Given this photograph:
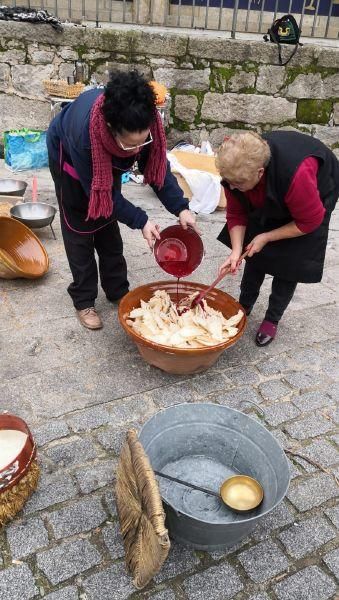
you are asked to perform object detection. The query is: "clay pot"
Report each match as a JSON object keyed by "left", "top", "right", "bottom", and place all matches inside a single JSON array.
[
  {"left": 118, "top": 280, "right": 247, "bottom": 375},
  {"left": 0, "top": 415, "right": 36, "bottom": 492},
  {"left": 0, "top": 414, "right": 40, "bottom": 526},
  {"left": 0, "top": 216, "right": 49, "bottom": 279}
]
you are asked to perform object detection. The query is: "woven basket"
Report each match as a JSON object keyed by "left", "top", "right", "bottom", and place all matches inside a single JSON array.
[{"left": 43, "top": 80, "right": 85, "bottom": 99}]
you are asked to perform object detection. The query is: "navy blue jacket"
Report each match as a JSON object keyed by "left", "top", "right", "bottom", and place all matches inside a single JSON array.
[{"left": 47, "top": 89, "right": 189, "bottom": 229}]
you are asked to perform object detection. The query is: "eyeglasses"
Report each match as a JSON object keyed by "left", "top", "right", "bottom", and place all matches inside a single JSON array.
[
  {"left": 116, "top": 131, "right": 153, "bottom": 152},
  {"left": 224, "top": 169, "right": 262, "bottom": 189}
]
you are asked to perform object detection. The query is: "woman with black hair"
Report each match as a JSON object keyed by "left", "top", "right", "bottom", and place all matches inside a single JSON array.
[{"left": 47, "top": 71, "right": 197, "bottom": 330}]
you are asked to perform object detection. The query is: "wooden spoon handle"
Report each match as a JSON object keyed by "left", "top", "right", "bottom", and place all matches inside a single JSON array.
[
  {"left": 193, "top": 249, "right": 250, "bottom": 307},
  {"left": 197, "top": 269, "right": 230, "bottom": 300}
]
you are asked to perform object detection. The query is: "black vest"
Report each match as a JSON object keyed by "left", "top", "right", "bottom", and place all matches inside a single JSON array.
[
  {"left": 263, "top": 131, "right": 338, "bottom": 224},
  {"left": 218, "top": 131, "right": 339, "bottom": 283}
]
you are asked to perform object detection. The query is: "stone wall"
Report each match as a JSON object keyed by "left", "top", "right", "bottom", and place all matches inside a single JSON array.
[{"left": 0, "top": 21, "right": 338, "bottom": 151}]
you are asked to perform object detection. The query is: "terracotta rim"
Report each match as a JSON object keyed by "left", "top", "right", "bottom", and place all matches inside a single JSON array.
[
  {"left": 118, "top": 280, "right": 247, "bottom": 355},
  {"left": 0, "top": 414, "right": 37, "bottom": 493}
]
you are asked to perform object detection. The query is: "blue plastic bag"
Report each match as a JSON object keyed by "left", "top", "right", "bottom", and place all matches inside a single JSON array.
[
  {"left": 4, "top": 129, "right": 48, "bottom": 172},
  {"left": 121, "top": 172, "right": 130, "bottom": 184}
]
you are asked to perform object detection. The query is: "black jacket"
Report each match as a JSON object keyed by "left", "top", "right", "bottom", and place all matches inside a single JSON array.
[
  {"left": 47, "top": 89, "right": 189, "bottom": 231},
  {"left": 218, "top": 131, "right": 339, "bottom": 283}
]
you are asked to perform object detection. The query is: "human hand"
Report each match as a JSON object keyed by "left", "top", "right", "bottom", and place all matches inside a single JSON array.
[
  {"left": 218, "top": 250, "right": 242, "bottom": 275},
  {"left": 178, "top": 209, "right": 201, "bottom": 235},
  {"left": 142, "top": 220, "right": 161, "bottom": 250},
  {"left": 246, "top": 233, "right": 269, "bottom": 257}
]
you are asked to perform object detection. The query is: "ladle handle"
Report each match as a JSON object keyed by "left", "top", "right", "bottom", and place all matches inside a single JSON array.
[
  {"left": 193, "top": 248, "right": 250, "bottom": 307},
  {"left": 154, "top": 470, "right": 220, "bottom": 498},
  {"left": 200, "top": 269, "right": 230, "bottom": 299}
]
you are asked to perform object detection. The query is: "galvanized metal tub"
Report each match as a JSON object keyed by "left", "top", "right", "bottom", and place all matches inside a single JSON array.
[{"left": 139, "top": 403, "right": 290, "bottom": 550}]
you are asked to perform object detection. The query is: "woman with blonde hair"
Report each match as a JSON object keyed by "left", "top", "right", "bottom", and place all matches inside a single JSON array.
[{"left": 216, "top": 130, "right": 338, "bottom": 346}]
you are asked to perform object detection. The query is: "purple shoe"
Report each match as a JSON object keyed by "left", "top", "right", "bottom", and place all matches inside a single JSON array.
[{"left": 255, "top": 320, "right": 278, "bottom": 347}]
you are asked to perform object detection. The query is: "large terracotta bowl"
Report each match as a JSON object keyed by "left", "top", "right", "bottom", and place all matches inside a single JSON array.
[
  {"left": 118, "top": 280, "right": 247, "bottom": 375},
  {"left": 0, "top": 216, "right": 49, "bottom": 279}
]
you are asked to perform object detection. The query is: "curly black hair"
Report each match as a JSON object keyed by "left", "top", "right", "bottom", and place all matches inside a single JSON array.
[{"left": 103, "top": 70, "right": 156, "bottom": 134}]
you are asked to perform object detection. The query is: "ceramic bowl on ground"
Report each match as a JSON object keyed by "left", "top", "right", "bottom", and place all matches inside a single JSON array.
[
  {"left": 0, "top": 216, "right": 49, "bottom": 279},
  {"left": 0, "top": 414, "right": 40, "bottom": 526},
  {"left": 118, "top": 280, "right": 246, "bottom": 375}
]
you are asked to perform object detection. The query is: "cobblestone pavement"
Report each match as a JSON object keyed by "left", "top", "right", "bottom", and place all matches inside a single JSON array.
[{"left": 0, "top": 164, "right": 338, "bottom": 600}]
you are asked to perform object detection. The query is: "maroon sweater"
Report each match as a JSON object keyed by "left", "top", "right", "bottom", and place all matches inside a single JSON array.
[{"left": 226, "top": 157, "right": 325, "bottom": 234}]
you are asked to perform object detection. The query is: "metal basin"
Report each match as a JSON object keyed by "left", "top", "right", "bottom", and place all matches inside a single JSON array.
[
  {"left": 0, "top": 179, "right": 27, "bottom": 197},
  {"left": 139, "top": 403, "right": 290, "bottom": 550},
  {"left": 10, "top": 202, "right": 56, "bottom": 229}
]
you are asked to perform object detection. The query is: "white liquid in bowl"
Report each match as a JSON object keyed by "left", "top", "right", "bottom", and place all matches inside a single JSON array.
[{"left": 0, "top": 430, "right": 28, "bottom": 470}]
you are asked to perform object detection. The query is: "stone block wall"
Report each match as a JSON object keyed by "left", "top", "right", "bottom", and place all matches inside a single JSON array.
[{"left": 0, "top": 21, "right": 338, "bottom": 152}]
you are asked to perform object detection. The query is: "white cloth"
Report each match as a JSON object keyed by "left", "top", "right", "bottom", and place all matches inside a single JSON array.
[{"left": 168, "top": 152, "right": 221, "bottom": 214}]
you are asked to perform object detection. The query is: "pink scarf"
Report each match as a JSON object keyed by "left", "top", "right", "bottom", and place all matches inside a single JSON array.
[{"left": 88, "top": 93, "right": 167, "bottom": 221}]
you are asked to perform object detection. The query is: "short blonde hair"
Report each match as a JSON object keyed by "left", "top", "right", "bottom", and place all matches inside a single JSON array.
[{"left": 216, "top": 132, "right": 271, "bottom": 181}]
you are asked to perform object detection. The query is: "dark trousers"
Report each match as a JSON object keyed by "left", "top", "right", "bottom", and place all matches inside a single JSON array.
[
  {"left": 50, "top": 158, "right": 129, "bottom": 310},
  {"left": 239, "top": 261, "right": 297, "bottom": 323},
  {"left": 60, "top": 217, "right": 129, "bottom": 310}
]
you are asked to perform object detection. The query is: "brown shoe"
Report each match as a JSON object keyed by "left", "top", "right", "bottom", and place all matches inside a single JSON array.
[{"left": 76, "top": 307, "right": 103, "bottom": 330}]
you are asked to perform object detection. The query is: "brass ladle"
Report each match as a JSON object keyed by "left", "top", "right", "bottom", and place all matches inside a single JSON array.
[{"left": 154, "top": 470, "right": 263, "bottom": 513}]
